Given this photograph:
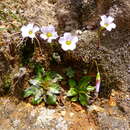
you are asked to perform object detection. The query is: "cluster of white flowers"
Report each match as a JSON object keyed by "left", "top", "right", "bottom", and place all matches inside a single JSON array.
[
  {"left": 21, "top": 23, "right": 78, "bottom": 51},
  {"left": 20, "top": 15, "right": 116, "bottom": 51}
]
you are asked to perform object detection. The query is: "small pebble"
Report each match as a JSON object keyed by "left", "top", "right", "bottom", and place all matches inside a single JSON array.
[
  {"left": 61, "top": 111, "right": 66, "bottom": 116},
  {"left": 69, "top": 112, "right": 74, "bottom": 117}
]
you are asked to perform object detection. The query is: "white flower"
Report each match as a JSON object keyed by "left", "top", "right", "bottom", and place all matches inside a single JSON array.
[
  {"left": 100, "top": 15, "right": 116, "bottom": 31},
  {"left": 59, "top": 33, "right": 78, "bottom": 51},
  {"left": 21, "top": 23, "right": 39, "bottom": 38},
  {"left": 40, "top": 25, "right": 58, "bottom": 43}
]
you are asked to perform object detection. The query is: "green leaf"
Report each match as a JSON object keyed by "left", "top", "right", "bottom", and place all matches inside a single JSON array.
[
  {"left": 32, "top": 97, "right": 43, "bottom": 105},
  {"left": 35, "top": 88, "right": 44, "bottom": 100},
  {"left": 68, "top": 79, "right": 76, "bottom": 87},
  {"left": 23, "top": 87, "right": 37, "bottom": 98},
  {"left": 52, "top": 73, "right": 63, "bottom": 82},
  {"left": 71, "top": 96, "right": 78, "bottom": 102},
  {"left": 86, "top": 85, "right": 95, "bottom": 91},
  {"left": 34, "top": 63, "right": 45, "bottom": 77},
  {"left": 29, "top": 78, "right": 42, "bottom": 87},
  {"left": 79, "top": 93, "right": 88, "bottom": 106},
  {"left": 67, "top": 88, "right": 78, "bottom": 97},
  {"left": 46, "top": 94, "right": 57, "bottom": 105},
  {"left": 78, "top": 76, "right": 91, "bottom": 88},
  {"left": 66, "top": 67, "right": 75, "bottom": 78},
  {"left": 44, "top": 75, "right": 52, "bottom": 81},
  {"left": 49, "top": 83, "right": 60, "bottom": 94},
  {"left": 80, "top": 85, "right": 95, "bottom": 92},
  {"left": 45, "top": 72, "right": 63, "bottom": 82},
  {"left": 31, "top": 88, "right": 44, "bottom": 105}
]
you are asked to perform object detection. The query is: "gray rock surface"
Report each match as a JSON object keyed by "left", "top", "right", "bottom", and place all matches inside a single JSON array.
[{"left": 98, "top": 111, "right": 129, "bottom": 130}]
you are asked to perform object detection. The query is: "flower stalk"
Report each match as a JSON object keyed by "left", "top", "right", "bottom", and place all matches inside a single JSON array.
[
  {"left": 97, "top": 15, "right": 116, "bottom": 48},
  {"left": 95, "top": 72, "right": 101, "bottom": 93}
]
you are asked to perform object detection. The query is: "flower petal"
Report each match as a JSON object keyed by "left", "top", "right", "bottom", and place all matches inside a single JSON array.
[
  {"left": 100, "top": 21, "right": 105, "bottom": 27},
  {"left": 95, "top": 81, "right": 100, "bottom": 93},
  {"left": 61, "top": 44, "right": 69, "bottom": 51},
  {"left": 52, "top": 32, "right": 58, "bottom": 39},
  {"left": 101, "top": 15, "right": 107, "bottom": 22},
  {"left": 33, "top": 26, "right": 39, "bottom": 33},
  {"left": 47, "top": 38, "right": 53, "bottom": 43},
  {"left": 64, "top": 33, "right": 72, "bottom": 40},
  {"left": 27, "top": 23, "right": 34, "bottom": 29},
  {"left": 95, "top": 72, "right": 101, "bottom": 93},
  {"left": 21, "top": 26, "right": 29, "bottom": 38},
  {"left": 40, "top": 34, "right": 47, "bottom": 40},
  {"left": 69, "top": 43, "right": 76, "bottom": 50},
  {"left": 110, "top": 23, "right": 116, "bottom": 29},
  {"left": 107, "top": 16, "right": 114, "bottom": 23},
  {"left": 59, "top": 37, "right": 66, "bottom": 45},
  {"left": 72, "top": 36, "right": 78, "bottom": 44},
  {"left": 21, "top": 32, "right": 28, "bottom": 38},
  {"left": 21, "top": 25, "right": 27, "bottom": 32},
  {"left": 106, "top": 25, "right": 112, "bottom": 31},
  {"left": 47, "top": 25, "right": 55, "bottom": 32},
  {"left": 29, "top": 33, "right": 35, "bottom": 39},
  {"left": 61, "top": 42, "right": 76, "bottom": 51},
  {"left": 41, "top": 26, "right": 49, "bottom": 33}
]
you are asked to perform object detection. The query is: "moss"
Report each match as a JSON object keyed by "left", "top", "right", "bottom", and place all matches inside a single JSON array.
[{"left": 1, "top": 74, "right": 12, "bottom": 95}]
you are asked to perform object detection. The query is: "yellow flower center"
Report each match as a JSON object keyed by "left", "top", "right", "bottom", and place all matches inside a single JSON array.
[
  {"left": 28, "top": 30, "right": 33, "bottom": 35},
  {"left": 47, "top": 32, "right": 52, "bottom": 37},
  {"left": 104, "top": 23, "right": 109, "bottom": 27},
  {"left": 66, "top": 40, "right": 72, "bottom": 45}
]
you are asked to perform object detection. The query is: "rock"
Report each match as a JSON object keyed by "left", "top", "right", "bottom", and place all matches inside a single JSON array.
[
  {"left": 48, "top": 0, "right": 57, "bottom": 4},
  {"left": 23, "top": 0, "right": 57, "bottom": 26},
  {"left": 98, "top": 111, "right": 129, "bottom": 130},
  {"left": 117, "top": 92, "right": 130, "bottom": 122},
  {"left": 56, "top": 0, "right": 83, "bottom": 31},
  {"left": 0, "top": 97, "right": 97, "bottom": 130}
]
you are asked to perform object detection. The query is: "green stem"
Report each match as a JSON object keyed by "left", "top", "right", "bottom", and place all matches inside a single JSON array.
[
  {"left": 94, "top": 60, "right": 99, "bottom": 73},
  {"left": 35, "top": 37, "right": 43, "bottom": 56},
  {"left": 67, "top": 50, "right": 71, "bottom": 58},
  {"left": 97, "top": 27, "right": 104, "bottom": 48}
]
